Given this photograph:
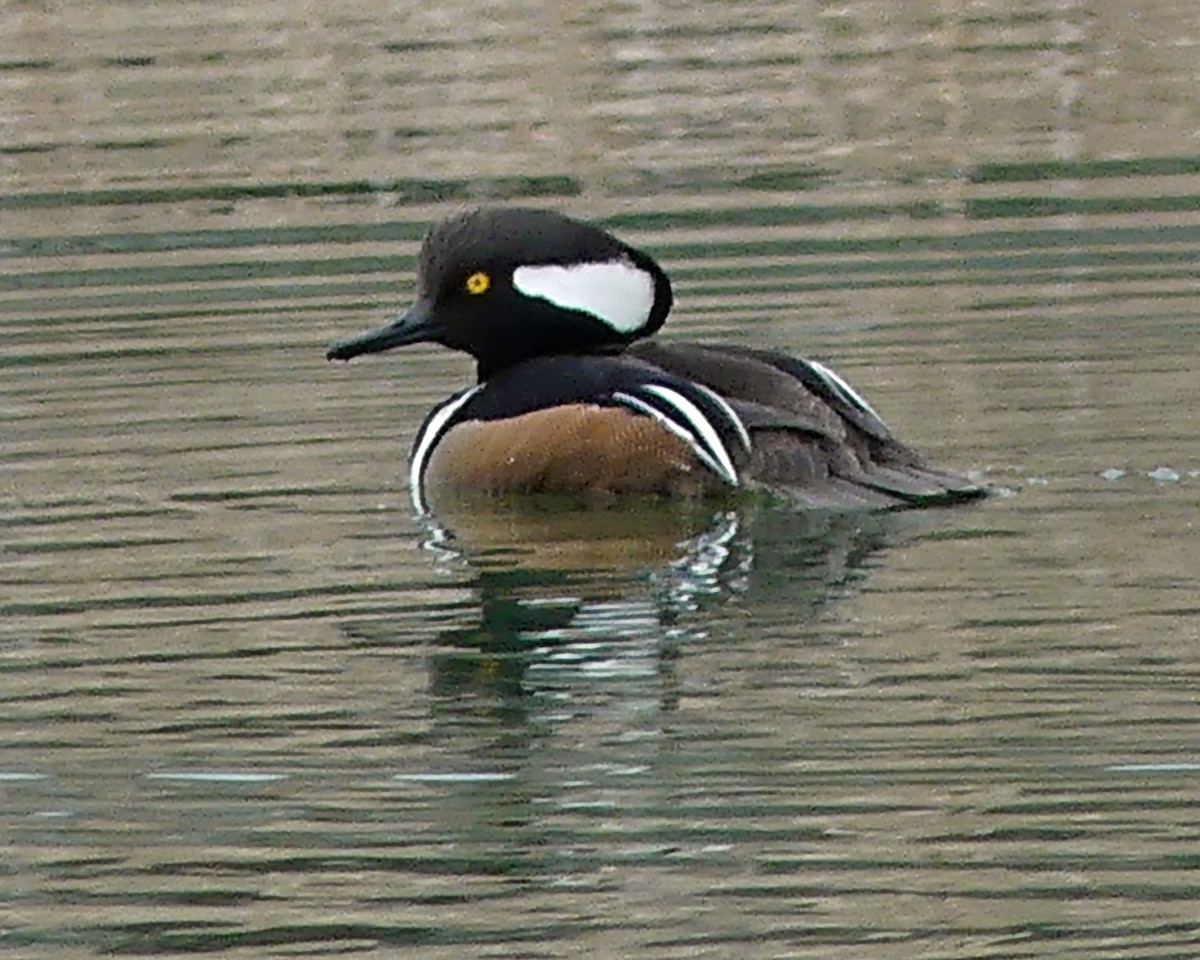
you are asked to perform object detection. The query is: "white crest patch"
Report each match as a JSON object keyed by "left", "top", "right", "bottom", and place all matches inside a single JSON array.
[{"left": 513, "top": 260, "right": 655, "bottom": 334}]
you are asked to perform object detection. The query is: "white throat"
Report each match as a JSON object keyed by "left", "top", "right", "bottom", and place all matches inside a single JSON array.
[{"left": 512, "top": 260, "right": 655, "bottom": 334}]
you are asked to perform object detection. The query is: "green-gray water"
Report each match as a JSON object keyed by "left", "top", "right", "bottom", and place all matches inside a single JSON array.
[{"left": 4, "top": 2, "right": 1200, "bottom": 957}]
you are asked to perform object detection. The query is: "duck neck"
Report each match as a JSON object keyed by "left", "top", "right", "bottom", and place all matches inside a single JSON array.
[{"left": 474, "top": 343, "right": 626, "bottom": 383}]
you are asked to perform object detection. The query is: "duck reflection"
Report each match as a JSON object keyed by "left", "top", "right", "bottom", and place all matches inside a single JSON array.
[
  {"left": 325, "top": 498, "right": 917, "bottom": 874},
  {"left": 411, "top": 497, "right": 898, "bottom": 720}
]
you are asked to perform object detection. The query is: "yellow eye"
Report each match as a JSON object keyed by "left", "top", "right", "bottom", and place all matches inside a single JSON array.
[{"left": 464, "top": 271, "right": 491, "bottom": 295}]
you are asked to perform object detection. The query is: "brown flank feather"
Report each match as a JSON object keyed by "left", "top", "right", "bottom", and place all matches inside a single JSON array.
[{"left": 424, "top": 404, "right": 724, "bottom": 498}]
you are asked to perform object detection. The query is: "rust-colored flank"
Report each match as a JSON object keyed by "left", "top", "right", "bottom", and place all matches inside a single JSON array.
[{"left": 424, "top": 403, "right": 722, "bottom": 498}]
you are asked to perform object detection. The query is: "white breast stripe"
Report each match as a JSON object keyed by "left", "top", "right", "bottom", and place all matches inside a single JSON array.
[
  {"left": 638, "top": 385, "right": 740, "bottom": 484},
  {"left": 807, "top": 359, "right": 887, "bottom": 427},
  {"left": 513, "top": 260, "right": 655, "bottom": 334},
  {"left": 614, "top": 387, "right": 739, "bottom": 487},
  {"left": 409, "top": 385, "right": 483, "bottom": 513},
  {"left": 614, "top": 391, "right": 728, "bottom": 482}
]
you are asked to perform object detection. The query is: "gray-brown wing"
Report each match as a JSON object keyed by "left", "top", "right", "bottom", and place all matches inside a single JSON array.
[{"left": 625, "top": 340, "right": 987, "bottom": 507}]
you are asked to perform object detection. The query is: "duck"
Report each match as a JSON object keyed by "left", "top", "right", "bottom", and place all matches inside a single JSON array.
[{"left": 326, "top": 207, "right": 987, "bottom": 512}]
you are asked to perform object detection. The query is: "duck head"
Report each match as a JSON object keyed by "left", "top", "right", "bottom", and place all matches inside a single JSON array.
[{"left": 326, "top": 207, "right": 673, "bottom": 380}]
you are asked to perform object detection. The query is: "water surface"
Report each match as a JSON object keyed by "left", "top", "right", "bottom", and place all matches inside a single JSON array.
[{"left": 4, "top": 1, "right": 1200, "bottom": 957}]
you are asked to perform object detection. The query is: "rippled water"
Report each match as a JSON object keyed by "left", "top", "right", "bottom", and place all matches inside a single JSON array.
[{"left": 4, "top": 1, "right": 1200, "bottom": 957}]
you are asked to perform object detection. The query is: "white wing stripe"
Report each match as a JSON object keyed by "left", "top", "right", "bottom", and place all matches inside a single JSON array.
[
  {"left": 806, "top": 359, "right": 887, "bottom": 426},
  {"left": 409, "top": 385, "right": 483, "bottom": 513}
]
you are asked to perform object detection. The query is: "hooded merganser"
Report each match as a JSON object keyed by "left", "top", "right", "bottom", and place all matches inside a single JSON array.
[{"left": 327, "top": 207, "right": 987, "bottom": 511}]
